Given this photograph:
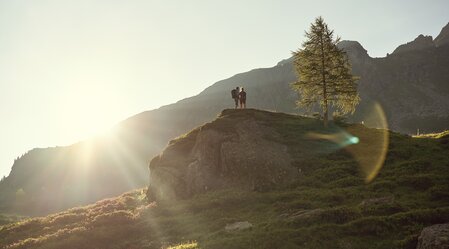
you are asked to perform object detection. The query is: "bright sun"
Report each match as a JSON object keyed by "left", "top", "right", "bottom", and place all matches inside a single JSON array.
[{"left": 60, "top": 87, "right": 120, "bottom": 142}]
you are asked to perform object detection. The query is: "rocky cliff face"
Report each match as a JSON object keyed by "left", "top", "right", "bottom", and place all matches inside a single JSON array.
[
  {"left": 434, "top": 22, "right": 449, "bottom": 47},
  {"left": 148, "top": 109, "right": 297, "bottom": 200},
  {"left": 417, "top": 223, "right": 449, "bottom": 249}
]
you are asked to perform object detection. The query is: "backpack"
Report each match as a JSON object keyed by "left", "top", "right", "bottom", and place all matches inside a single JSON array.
[{"left": 231, "top": 89, "right": 237, "bottom": 98}]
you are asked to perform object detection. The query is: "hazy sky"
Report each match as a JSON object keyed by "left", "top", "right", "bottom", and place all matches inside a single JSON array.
[{"left": 0, "top": 0, "right": 448, "bottom": 177}]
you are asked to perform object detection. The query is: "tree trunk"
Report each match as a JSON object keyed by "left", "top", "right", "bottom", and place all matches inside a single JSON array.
[
  {"left": 323, "top": 100, "right": 328, "bottom": 127},
  {"left": 320, "top": 32, "right": 328, "bottom": 127}
]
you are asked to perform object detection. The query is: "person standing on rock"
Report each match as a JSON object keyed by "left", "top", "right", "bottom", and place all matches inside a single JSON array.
[
  {"left": 231, "top": 87, "right": 240, "bottom": 109},
  {"left": 239, "top": 87, "right": 246, "bottom": 109}
]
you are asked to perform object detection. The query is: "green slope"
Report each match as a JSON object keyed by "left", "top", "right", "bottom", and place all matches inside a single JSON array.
[{"left": 1, "top": 110, "right": 448, "bottom": 249}]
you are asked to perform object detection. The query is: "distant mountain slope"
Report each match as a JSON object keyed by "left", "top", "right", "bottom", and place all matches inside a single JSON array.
[
  {"left": 1, "top": 23, "right": 449, "bottom": 216},
  {"left": 1, "top": 109, "right": 448, "bottom": 249}
]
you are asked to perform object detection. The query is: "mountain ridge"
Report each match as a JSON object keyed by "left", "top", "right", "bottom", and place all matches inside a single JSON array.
[
  {"left": 392, "top": 22, "right": 449, "bottom": 55},
  {"left": 1, "top": 22, "right": 449, "bottom": 215}
]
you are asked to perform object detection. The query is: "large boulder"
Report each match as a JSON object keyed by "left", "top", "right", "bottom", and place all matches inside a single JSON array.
[
  {"left": 147, "top": 109, "right": 298, "bottom": 200},
  {"left": 417, "top": 223, "right": 449, "bottom": 249}
]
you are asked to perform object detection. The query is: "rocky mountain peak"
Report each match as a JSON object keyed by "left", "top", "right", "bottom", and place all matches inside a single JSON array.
[
  {"left": 434, "top": 22, "right": 449, "bottom": 47},
  {"left": 338, "top": 40, "right": 368, "bottom": 55},
  {"left": 393, "top": 34, "right": 435, "bottom": 54},
  {"left": 276, "top": 57, "right": 294, "bottom": 66},
  {"left": 277, "top": 41, "right": 370, "bottom": 67},
  {"left": 337, "top": 40, "right": 370, "bottom": 64}
]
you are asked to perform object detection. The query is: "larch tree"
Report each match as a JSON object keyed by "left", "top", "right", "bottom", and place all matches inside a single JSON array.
[{"left": 292, "top": 16, "right": 360, "bottom": 127}]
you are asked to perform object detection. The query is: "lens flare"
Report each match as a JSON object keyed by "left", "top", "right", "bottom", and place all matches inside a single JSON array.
[
  {"left": 349, "top": 136, "right": 359, "bottom": 144},
  {"left": 305, "top": 102, "right": 389, "bottom": 183},
  {"left": 306, "top": 130, "right": 358, "bottom": 148},
  {"left": 347, "top": 102, "right": 389, "bottom": 183}
]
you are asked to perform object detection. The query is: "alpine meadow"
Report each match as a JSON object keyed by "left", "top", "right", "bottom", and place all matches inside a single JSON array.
[{"left": 1, "top": 2, "right": 449, "bottom": 249}]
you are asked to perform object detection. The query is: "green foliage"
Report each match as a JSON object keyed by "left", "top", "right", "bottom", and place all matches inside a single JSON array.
[{"left": 292, "top": 16, "right": 360, "bottom": 125}]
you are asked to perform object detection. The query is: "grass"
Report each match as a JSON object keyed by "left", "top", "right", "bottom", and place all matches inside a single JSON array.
[
  {"left": 0, "top": 213, "right": 25, "bottom": 226},
  {"left": 413, "top": 130, "right": 449, "bottom": 139},
  {"left": 1, "top": 109, "right": 448, "bottom": 249},
  {"left": 166, "top": 241, "right": 199, "bottom": 249}
]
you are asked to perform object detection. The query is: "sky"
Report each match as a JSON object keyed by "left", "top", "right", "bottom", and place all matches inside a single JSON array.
[{"left": 0, "top": 0, "right": 448, "bottom": 177}]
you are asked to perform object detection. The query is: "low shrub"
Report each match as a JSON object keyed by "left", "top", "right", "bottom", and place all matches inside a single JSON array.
[
  {"left": 361, "top": 202, "right": 406, "bottom": 216},
  {"left": 345, "top": 216, "right": 394, "bottom": 236},
  {"left": 391, "top": 207, "right": 449, "bottom": 226},
  {"left": 90, "top": 210, "right": 136, "bottom": 227},
  {"left": 47, "top": 213, "right": 86, "bottom": 226},
  {"left": 328, "top": 176, "right": 364, "bottom": 188},
  {"left": 397, "top": 175, "right": 434, "bottom": 190},
  {"left": 368, "top": 179, "right": 398, "bottom": 192},
  {"left": 393, "top": 234, "right": 419, "bottom": 249},
  {"left": 289, "top": 206, "right": 361, "bottom": 227},
  {"left": 428, "top": 185, "right": 449, "bottom": 202}
]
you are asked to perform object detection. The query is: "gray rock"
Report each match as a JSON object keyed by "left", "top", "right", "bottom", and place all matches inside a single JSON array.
[
  {"left": 417, "top": 223, "right": 449, "bottom": 249},
  {"left": 148, "top": 112, "right": 298, "bottom": 200}
]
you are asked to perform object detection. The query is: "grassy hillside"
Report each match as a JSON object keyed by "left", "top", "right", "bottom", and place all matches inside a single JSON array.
[
  {"left": 3, "top": 30, "right": 449, "bottom": 217},
  {"left": 0, "top": 213, "right": 24, "bottom": 226},
  {"left": 1, "top": 110, "right": 448, "bottom": 249}
]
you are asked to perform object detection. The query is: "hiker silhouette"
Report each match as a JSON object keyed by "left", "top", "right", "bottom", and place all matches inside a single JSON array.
[
  {"left": 239, "top": 88, "right": 246, "bottom": 109},
  {"left": 231, "top": 87, "right": 240, "bottom": 109}
]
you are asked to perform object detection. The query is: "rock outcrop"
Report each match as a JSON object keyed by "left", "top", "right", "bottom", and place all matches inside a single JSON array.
[
  {"left": 393, "top": 35, "right": 435, "bottom": 55},
  {"left": 417, "top": 223, "right": 449, "bottom": 249},
  {"left": 434, "top": 22, "right": 449, "bottom": 47},
  {"left": 147, "top": 109, "right": 298, "bottom": 200}
]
